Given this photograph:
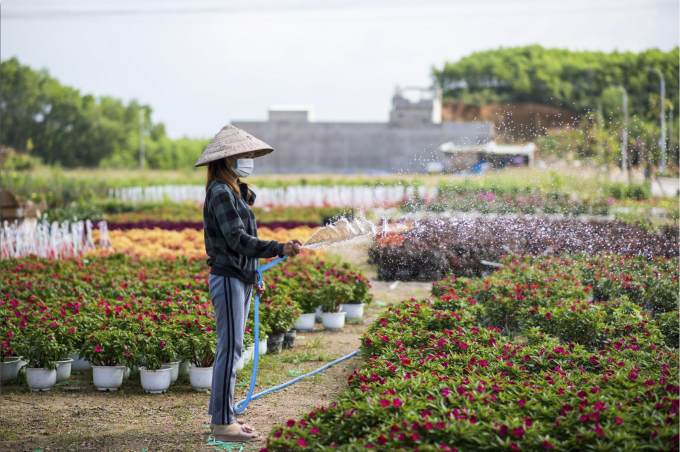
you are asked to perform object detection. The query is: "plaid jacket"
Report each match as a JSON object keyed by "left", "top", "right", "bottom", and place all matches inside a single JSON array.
[{"left": 204, "top": 180, "right": 284, "bottom": 284}]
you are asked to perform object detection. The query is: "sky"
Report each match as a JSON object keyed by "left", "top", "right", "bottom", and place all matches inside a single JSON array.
[{"left": 2, "top": 0, "right": 679, "bottom": 139}]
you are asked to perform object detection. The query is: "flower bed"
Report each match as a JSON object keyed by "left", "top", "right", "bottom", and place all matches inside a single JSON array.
[
  {"left": 0, "top": 256, "right": 372, "bottom": 377},
  {"left": 100, "top": 220, "right": 322, "bottom": 231},
  {"left": 264, "top": 254, "right": 679, "bottom": 451},
  {"left": 369, "top": 218, "right": 679, "bottom": 281},
  {"left": 88, "top": 226, "right": 320, "bottom": 260}
]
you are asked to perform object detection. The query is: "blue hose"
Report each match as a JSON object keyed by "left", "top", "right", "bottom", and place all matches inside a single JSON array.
[{"left": 233, "top": 255, "right": 360, "bottom": 413}]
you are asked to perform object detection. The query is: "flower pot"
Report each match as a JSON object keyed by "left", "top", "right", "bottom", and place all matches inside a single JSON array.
[
  {"left": 92, "top": 365, "right": 126, "bottom": 391},
  {"left": 322, "top": 311, "right": 346, "bottom": 330},
  {"left": 69, "top": 354, "right": 92, "bottom": 373},
  {"left": 244, "top": 345, "right": 254, "bottom": 364},
  {"left": 189, "top": 366, "right": 213, "bottom": 391},
  {"left": 140, "top": 367, "right": 172, "bottom": 394},
  {"left": 1, "top": 358, "right": 24, "bottom": 383},
  {"left": 315, "top": 307, "right": 323, "bottom": 322},
  {"left": 55, "top": 358, "right": 73, "bottom": 383},
  {"left": 162, "top": 361, "right": 180, "bottom": 383},
  {"left": 259, "top": 338, "right": 267, "bottom": 356},
  {"left": 283, "top": 330, "right": 296, "bottom": 350},
  {"left": 123, "top": 366, "right": 131, "bottom": 381},
  {"left": 178, "top": 360, "right": 190, "bottom": 378},
  {"left": 26, "top": 367, "right": 57, "bottom": 391},
  {"left": 293, "top": 313, "right": 315, "bottom": 332},
  {"left": 342, "top": 303, "right": 365, "bottom": 320},
  {"left": 267, "top": 333, "right": 284, "bottom": 355}
]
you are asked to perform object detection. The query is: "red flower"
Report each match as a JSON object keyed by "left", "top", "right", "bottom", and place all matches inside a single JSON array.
[
  {"left": 378, "top": 435, "right": 387, "bottom": 445},
  {"left": 311, "top": 427, "right": 320, "bottom": 434},
  {"left": 517, "top": 398, "right": 526, "bottom": 406},
  {"left": 541, "top": 441, "right": 554, "bottom": 449},
  {"left": 510, "top": 443, "right": 519, "bottom": 451},
  {"left": 393, "top": 399, "right": 402, "bottom": 408},
  {"left": 545, "top": 313, "right": 551, "bottom": 319},
  {"left": 615, "top": 417, "right": 624, "bottom": 424},
  {"left": 286, "top": 420, "right": 296, "bottom": 427},
  {"left": 380, "top": 399, "right": 390, "bottom": 407},
  {"left": 297, "top": 438, "right": 307, "bottom": 447},
  {"left": 95, "top": 345, "right": 102, "bottom": 352}
]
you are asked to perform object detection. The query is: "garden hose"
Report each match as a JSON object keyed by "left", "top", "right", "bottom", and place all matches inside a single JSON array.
[{"left": 233, "top": 255, "right": 360, "bottom": 413}]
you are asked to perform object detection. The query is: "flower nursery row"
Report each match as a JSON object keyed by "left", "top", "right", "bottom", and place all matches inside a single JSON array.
[
  {"left": 264, "top": 254, "right": 679, "bottom": 451},
  {"left": 100, "top": 220, "right": 322, "bottom": 231},
  {"left": 88, "top": 226, "right": 320, "bottom": 260},
  {"left": 0, "top": 255, "right": 372, "bottom": 392},
  {"left": 369, "top": 218, "right": 679, "bottom": 281}
]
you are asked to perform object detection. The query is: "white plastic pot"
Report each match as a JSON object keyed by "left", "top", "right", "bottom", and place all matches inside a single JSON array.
[
  {"left": 259, "top": 338, "right": 267, "bottom": 355},
  {"left": 162, "top": 361, "right": 180, "bottom": 383},
  {"left": 26, "top": 367, "right": 57, "bottom": 391},
  {"left": 342, "top": 303, "right": 365, "bottom": 320},
  {"left": 1, "top": 358, "right": 24, "bottom": 383},
  {"left": 315, "top": 307, "right": 322, "bottom": 322},
  {"left": 69, "top": 354, "right": 92, "bottom": 372},
  {"left": 322, "top": 311, "right": 346, "bottom": 330},
  {"left": 189, "top": 366, "right": 213, "bottom": 391},
  {"left": 293, "top": 313, "right": 316, "bottom": 331},
  {"left": 55, "top": 358, "right": 73, "bottom": 383},
  {"left": 140, "top": 367, "right": 172, "bottom": 394},
  {"left": 92, "top": 365, "right": 126, "bottom": 391}
]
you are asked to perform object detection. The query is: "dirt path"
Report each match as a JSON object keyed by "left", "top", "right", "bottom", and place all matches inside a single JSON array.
[{"left": 0, "top": 281, "right": 431, "bottom": 452}]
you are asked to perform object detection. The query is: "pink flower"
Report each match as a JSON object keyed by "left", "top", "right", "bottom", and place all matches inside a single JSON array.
[
  {"left": 95, "top": 345, "right": 102, "bottom": 353},
  {"left": 377, "top": 435, "right": 387, "bottom": 445},
  {"left": 441, "top": 388, "right": 452, "bottom": 397},
  {"left": 286, "top": 420, "right": 295, "bottom": 427},
  {"left": 615, "top": 417, "right": 624, "bottom": 424},
  {"left": 517, "top": 398, "right": 526, "bottom": 406},
  {"left": 545, "top": 313, "right": 551, "bottom": 319},
  {"left": 311, "top": 427, "right": 320, "bottom": 434},
  {"left": 541, "top": 441, "right": 554, "bottom": 449},
  {"left": 297, "top": 438, "right": 307, "bottom": 447},
  {"left": 393, "top": 399, "right": 402, "bottom": 408},
  {"left": 380, "top": 399, "right": 390, "bottom": 408}
]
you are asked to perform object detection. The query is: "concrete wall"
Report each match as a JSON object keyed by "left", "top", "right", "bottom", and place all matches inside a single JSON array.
[{"left": 232, "top": 120, "right": 493, "bottom": 174}]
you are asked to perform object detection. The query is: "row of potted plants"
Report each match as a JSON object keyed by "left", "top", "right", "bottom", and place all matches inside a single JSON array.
[
  {"left": 0, "top": 255, "right": 372, "bottom": 392},
  {"left": 263, "top": 253, "right": 679, "bottom": 450}
]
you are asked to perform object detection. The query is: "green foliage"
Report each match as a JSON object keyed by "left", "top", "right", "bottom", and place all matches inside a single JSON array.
[
  {"left": 318, "top": 284, "right": 354, "bottom": 313},
  {"left": 644, "top": 276, "right": 680, "bottom": 314},
  {"left": 259, "top": 299, "right": 300, "bottom": 334},
  {"left": 136, "top": 329, "right": 178, "bottom": 371},
  {"left": 79, "top": 328, "right": 137, "bottom": 367},
  {"left": 656, "top": 311, "right": 679, "bottom": 348},
  {"left": 10, "top": 328, "right": 68, "bottom": 370},
  {"left": 434, "top": 45, "right": 679, "bottom": 118},
  {"left": 0, "top": 57, "right": 208, "bottom": 169}
]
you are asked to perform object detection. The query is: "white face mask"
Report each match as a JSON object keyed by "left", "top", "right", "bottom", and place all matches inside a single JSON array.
[{"left": 231, "top": 158, "right": 254, "bottom": 177}]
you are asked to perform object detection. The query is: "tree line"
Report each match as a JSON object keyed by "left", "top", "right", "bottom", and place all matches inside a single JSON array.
[
  {"left": 433, "top": 45, "right": 678, "bottom": 119},
  {"left": 1, "top": 57, "right": 208, "bottom": 168}
]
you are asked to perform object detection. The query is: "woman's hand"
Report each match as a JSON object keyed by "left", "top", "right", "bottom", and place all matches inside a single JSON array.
[
  {"left": 282, "top": 239, "right": 303, "bottom": 257},
  {"left": 254, "top": 282, "right": 265, "bottom": 297}
]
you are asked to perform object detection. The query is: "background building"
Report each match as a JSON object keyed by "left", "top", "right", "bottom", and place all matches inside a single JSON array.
[{"left": 233, "top": 87, "right": 493, "bottom": 174}]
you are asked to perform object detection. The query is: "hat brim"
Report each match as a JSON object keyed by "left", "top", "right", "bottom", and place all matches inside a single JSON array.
[{"left": 194, "top": 147, "right": 273, "bottom": 167}]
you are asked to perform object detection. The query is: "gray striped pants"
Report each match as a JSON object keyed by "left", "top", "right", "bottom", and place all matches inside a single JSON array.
[{"left": 208, "top": 274, "right": 253, "bottom": 425}]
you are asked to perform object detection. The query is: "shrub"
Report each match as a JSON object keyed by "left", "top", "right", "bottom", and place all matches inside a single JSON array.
[
  {"left": 656, "top": 311, "right": 679, "bottom": 349},
  {"left": 10, "top": 328, "right": 67, "bottom": 370}
]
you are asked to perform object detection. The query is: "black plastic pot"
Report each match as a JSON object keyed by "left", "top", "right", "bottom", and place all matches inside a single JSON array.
[
  {"left": 283, "top": 330, "right": 296, "bottom": 350},
  {"left": 267, "top": 333, "right": 284, "bottom": 355}
]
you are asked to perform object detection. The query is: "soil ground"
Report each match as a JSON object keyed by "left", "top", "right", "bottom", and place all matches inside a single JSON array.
[{"left": 0, "top": 280, "right": 431, "bottom": 452}]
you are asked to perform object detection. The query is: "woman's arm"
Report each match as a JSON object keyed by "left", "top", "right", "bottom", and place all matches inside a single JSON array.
[{"left": 211, "top": 187, "right": 284, "bottom": 259}]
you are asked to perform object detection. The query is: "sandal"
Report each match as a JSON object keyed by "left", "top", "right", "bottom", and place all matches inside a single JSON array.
[
  {"left": 213, "top": 422, "right": 263, "bottom": 442},
  {"left": 210, "top": 420, "right": 258, "bottom": 434}
]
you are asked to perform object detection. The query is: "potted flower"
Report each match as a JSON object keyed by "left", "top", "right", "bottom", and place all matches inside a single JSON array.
[
  {"left": 292, "top": 288, "right": 319, "bottom": 332},
  {"left": 52, "top": 323, "right": 78, "bottom": 383},
  {"left": 1, "top": 330, "right": 26, "bottom": 383},
  {"left": 137, "top": 330, "right": 176, "bottom": 394},
  {"left": 341, "top": 271, "right": 373, "bottom": 320},
  {"left": 80, "top": 328, "right": 137, "bottom": 391},
  {"left": 184, "top": 327, "right": 217, "bottom": 391},
  {"left": 320, "top": 284, "right": 353, "bottom": 330},
  {"left": 11, "top": 327, "right": 68, "bottom": 391},
  {"left": 260, "top": 299, "right": 299, "bottom": 354},
  {"left": 69, "top": 316, "right": 97, "bottom": 372}
]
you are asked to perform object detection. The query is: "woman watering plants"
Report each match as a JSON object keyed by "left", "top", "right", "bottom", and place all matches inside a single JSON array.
[{"left": 195, "top": 125, "right": 302, "bottom": 442}]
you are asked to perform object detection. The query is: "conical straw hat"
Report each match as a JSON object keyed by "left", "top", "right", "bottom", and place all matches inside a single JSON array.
[{"left": 194, "top": 125, "right": 274, "bottom": 167}]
